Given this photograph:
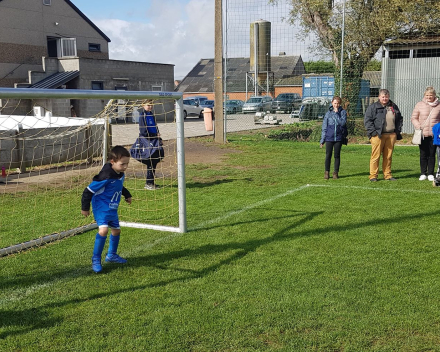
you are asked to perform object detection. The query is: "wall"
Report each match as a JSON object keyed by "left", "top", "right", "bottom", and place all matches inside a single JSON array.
[
  {"left": 0, "top": 0, "right": 109, "bottom": 87},
  {"left": 0, "top": 123, "right": 104, "bottom": 169},
  {"left": 274, "top": 86, "right": 302, "bottom": 97},
  {"left": 75, "top": 58, "right": 175, "bottom": 119}
]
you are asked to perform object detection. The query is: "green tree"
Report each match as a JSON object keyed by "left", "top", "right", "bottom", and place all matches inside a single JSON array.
[
  {"left": 304, "top": 61, "right": 336, "bottom": 74},
  {"left": 365, "top": 60, "right": 381, "bottom": 72},
  {"left": 274, "top": 0, "right": 440, "bottom": 114}
]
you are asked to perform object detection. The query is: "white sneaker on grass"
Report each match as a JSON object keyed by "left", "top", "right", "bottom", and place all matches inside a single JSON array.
[
  {"left": 428, "top": 175, "right": 435, "bottom": 181},
  {"left": 419, "top": 175, "right": 427, "bottom": 181}
]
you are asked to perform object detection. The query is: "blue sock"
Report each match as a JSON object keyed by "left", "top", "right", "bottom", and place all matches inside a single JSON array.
[
  {"left": 93, "top": 233, "right": 107, "bottom": 258},
  {"left": 107, "top": 235, "right": 120, "bottom": 256}
]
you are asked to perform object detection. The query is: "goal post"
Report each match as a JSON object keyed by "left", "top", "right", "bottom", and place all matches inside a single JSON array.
[{"left": 0, "top": 88, "right": 186, "bottom": 255}]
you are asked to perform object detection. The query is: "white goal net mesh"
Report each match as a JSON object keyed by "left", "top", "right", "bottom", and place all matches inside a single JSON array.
[{"left": 0, "top": 90, "right": 185, "bottom": 255}]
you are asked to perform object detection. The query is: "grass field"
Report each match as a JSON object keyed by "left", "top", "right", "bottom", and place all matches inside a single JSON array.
[{"left": 2, "top": 132, "right": 440, "bottom": 351}]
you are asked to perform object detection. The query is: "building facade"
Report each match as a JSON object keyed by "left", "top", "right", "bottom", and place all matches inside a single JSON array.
[{"left": 0, "top": 0, "right": 174, "bottom": 119}]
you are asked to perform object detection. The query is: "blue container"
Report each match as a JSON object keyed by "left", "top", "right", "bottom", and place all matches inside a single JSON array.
[
  {"left": 302, "top": 76, "right": 370, "bottom": 113},
  {"left": 302, "top": 76, "right": 335, "bottom": 98}
]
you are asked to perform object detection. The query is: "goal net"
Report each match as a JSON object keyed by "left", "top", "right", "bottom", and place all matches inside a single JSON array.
[{"left": 0, "top": 88, "right": 186, "bottom": 256}]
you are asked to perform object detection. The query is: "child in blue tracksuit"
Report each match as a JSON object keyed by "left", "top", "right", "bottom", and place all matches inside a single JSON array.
[
  {"left": 81, "top": 146, "right": 132, "bottom": 273},
  {"left": 432, "top": 122, "right": 440, "bottom": 186},
  {"left": 319, "top": 96, "right": 347, "bottom": 179}
]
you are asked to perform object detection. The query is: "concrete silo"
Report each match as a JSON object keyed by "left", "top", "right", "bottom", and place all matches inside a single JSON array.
[{"left": 250, "top": 19, "right": 271, "bottom": 96}]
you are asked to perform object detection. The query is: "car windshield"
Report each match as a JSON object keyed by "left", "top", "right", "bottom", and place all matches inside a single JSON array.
[
  {"left": 247, "top": 97, "right": 262, "bottom": 103},
  {"left": 276, "top": 94, "right": 293, "bottom": 100},
  {"left": 205, "top": 100, "right": 214, "bottom": 104}
]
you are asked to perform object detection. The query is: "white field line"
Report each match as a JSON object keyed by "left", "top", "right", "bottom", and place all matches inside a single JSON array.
[
  {"left": 309, "top": 183, "right": 440, "bottom": 195},
  {"left": 189, "top": 184, "right": 311, "bottom": 231}
]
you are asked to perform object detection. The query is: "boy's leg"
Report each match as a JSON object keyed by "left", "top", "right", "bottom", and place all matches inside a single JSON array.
[
  {"left": 105, "top": 227, "right": 127, "bottom": 264},
  {"left": 92, "top": 232, "right": 107, "bottom": 273}
]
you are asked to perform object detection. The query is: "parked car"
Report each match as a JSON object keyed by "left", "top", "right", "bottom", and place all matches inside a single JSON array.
[
  {"left": 182, "top": 99, "right": 204, "bottom": 119},
  {"left": 185, "top": 96, "right": 209, "bottom": 106},
  {"left": 296, "top": 97, "right": 332, "bottom": 121},
  {"left": 242, "top": 96, "right": 273, "bottom": 114},
  {"left": 271, "top": 93, "right": 302, "bottom": 113},
  {"left": 200, "top": 100, "right": 215, "bottom": 109},
  {"left": 223, "top": 100, "right": 244, "bottom": 114}
]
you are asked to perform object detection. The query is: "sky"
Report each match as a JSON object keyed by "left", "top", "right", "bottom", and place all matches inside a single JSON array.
[{"left": 70, "top": 0, "right": 318, "bottom": 80}]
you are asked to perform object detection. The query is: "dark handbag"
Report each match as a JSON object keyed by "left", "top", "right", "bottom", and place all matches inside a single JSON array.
[
  {"left": 341, "top": 125, "right": 348, "bottom": 145},
  {"left": 130, "top": 137, "right": 164, "bottom": 160}
]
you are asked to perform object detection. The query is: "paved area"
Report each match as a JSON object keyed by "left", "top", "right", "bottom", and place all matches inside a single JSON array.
[{"left": 112, "top": 113, "right": 296, "bottom": 145}]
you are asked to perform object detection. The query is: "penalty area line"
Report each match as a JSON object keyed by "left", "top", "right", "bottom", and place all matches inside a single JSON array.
[
  {"left": 308, "top": 183, "right": 440, "bottom": 195},
  {"left": 190, "top": 184, "right": 311, "bottom": 231}
]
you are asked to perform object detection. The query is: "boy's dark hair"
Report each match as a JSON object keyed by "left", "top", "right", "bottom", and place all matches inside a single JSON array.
[{"left": 109, "top": 145, "right": 130, "bottom": 161}]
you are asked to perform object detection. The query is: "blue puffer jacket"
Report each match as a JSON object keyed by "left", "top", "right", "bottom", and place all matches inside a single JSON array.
[{"left": 320, "top": 106, "right": 347, "bottom": 144}]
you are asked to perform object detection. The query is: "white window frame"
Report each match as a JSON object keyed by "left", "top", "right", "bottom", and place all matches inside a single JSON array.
[
  {"left": 57, "top": 38, "right": 77, "bottom": 58},
  {"left": 152, "top": 85, "right": 163, "bottom": 91}
]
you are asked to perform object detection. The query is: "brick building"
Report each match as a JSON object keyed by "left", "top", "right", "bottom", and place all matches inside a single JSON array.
[{"left": 0, "top": 0, "right": 174, "bottom": 118}]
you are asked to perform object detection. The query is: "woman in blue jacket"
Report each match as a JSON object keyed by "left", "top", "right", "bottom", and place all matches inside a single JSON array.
[{"left": 319, "top": 96, "right": 347, "bottom": 179}]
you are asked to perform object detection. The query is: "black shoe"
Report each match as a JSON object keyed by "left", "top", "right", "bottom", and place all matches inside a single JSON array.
[
  {"left": 386, "top": 177, "right": 397, "bottom": 181},
  {"left": 370, "top": 178, "right": 378, "bottom": 182}
]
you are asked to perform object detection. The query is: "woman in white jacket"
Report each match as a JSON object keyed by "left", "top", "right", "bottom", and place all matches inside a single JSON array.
[{"left": 411, "top": 86, "right": 440, "bottom": 181}]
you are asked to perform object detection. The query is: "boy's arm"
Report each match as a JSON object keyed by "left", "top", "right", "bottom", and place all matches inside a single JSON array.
[
  {"left": 81, "top": 187, "right": 94, "bottom": 215},
  {"left": 122, "top": 186, "right": 132, "bottom": 204}
]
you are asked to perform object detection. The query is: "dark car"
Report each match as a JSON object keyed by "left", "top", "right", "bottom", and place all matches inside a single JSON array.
[
  {"left": 271, "top": 93, "right": 302, "bottom": 113},
  {"left": 200, "top": 100, "right": 215, "bottom": 109}
]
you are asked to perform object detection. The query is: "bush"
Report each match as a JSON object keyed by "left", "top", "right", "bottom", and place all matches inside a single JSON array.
[
  {"left": 267, "top": 121, "right": 321, "bottom": 142},
  {"left": 267, "top": 118, "right": 367, "bottom": 143}
]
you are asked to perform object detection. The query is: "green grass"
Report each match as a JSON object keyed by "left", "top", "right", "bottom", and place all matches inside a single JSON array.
[{"left": 2, "top": 133, "right": 440, "bottom": 351}]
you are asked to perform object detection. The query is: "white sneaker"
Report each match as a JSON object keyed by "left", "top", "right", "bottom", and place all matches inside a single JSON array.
[
  {"left": 428, "top": 175, "right": 435, "bottom": 181},
  {"left": 419, "top": 175, "right": 427, "bottom": 181}
]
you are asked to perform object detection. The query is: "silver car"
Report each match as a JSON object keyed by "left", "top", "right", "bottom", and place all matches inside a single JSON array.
[
  {"left": 182, "top": 99, "right": 204, "bottom": 119},
  {"left": 242, "top": 96, "right": 273, "bottom": 114}
]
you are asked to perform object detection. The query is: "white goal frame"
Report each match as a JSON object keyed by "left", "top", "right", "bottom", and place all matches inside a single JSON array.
[{"left": 0, "top": 88, "right": 187, "bottom": 241}]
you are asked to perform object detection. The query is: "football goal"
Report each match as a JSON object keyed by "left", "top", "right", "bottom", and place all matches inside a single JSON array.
[{"left": 0, "top": 88, "right": 186, "bottom": 256}]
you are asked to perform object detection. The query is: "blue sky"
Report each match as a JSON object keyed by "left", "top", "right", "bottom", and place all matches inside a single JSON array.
[{"left": 70, "top": 0, "right": 318, "bottom": 80}]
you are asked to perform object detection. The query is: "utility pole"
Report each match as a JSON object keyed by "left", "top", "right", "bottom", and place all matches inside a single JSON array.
[{"left": 214, "top": 0, "right": 225, "bottom": 143}]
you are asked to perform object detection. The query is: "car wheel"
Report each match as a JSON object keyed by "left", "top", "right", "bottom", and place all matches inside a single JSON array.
[
  {"left": 199, "top": 110, "right": 204, "bottom": 119},
  {"left": 183, "top": 110, "right": 187, "bottom": 119}
]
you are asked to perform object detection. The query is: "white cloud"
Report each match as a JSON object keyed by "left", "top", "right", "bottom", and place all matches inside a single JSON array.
[{"left": 95, "top": 0, "right": 215, "bottom": 80}]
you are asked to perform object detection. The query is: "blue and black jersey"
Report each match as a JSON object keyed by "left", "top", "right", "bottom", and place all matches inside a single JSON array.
[
  {"left": 139, "top": 110, "right": 159, "bottom": 138},
  {"left": 81, "top": 163, "right": 131, "bottom": 215}
]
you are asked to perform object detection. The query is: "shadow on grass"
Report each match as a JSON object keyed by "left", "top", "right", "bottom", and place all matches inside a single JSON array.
[
  {"left": 186, "top": 178, "right": 242, "bottom": 188},
  {"left": 1, "top": 207, "right": 438, "bottom": 339}
]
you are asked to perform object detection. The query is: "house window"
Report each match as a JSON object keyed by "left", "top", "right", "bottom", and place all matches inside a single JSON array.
[
  {"left": 61, "top": 38, "right": 77, "bottom": 57},
  {"left": 47, "top": 37, "right": 77, "bottom": 58},
  {"left": 43, "top": 0, "right": 51, "bottom": 5},
  {"left": 91, "top": 81, "right": 104, "bottom": 90},
  {"left": 88, "top": 43, "right": 101, "bottom": 52},
  {"left": 389, "top": 50, "right": 410, "bottom": 59},
  {"left": 415, "top": 48, "right": 440, "bottom": 58},
  {"left": 152, "top": 85, "right": 162, "bottom": 91}
]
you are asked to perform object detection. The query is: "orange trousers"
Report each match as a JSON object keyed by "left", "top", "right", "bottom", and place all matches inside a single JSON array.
[{"left": 369, "top": 133, "right": 396, "bottom": 180}]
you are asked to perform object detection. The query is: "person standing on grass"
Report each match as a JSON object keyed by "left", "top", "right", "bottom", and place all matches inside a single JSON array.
[
  {"left": 364, "top": 89, "right": 403, "bottom": 182},
  {"left": 319, "top": 96, "right": 347, "bottom": 180},
  {"left": 137, "top": 101, "right": 164, "bottom": 190},
  {"left": 81, "top": 146, "right": 132, "bottom": 273},
  {"left": 411, "top": 86, "right": 440, "bottom": 182}
]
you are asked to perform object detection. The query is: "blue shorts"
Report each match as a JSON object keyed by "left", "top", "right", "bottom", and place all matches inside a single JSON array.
[{"left": 94, "top": 212, "right": 120, "bottom": 229}]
